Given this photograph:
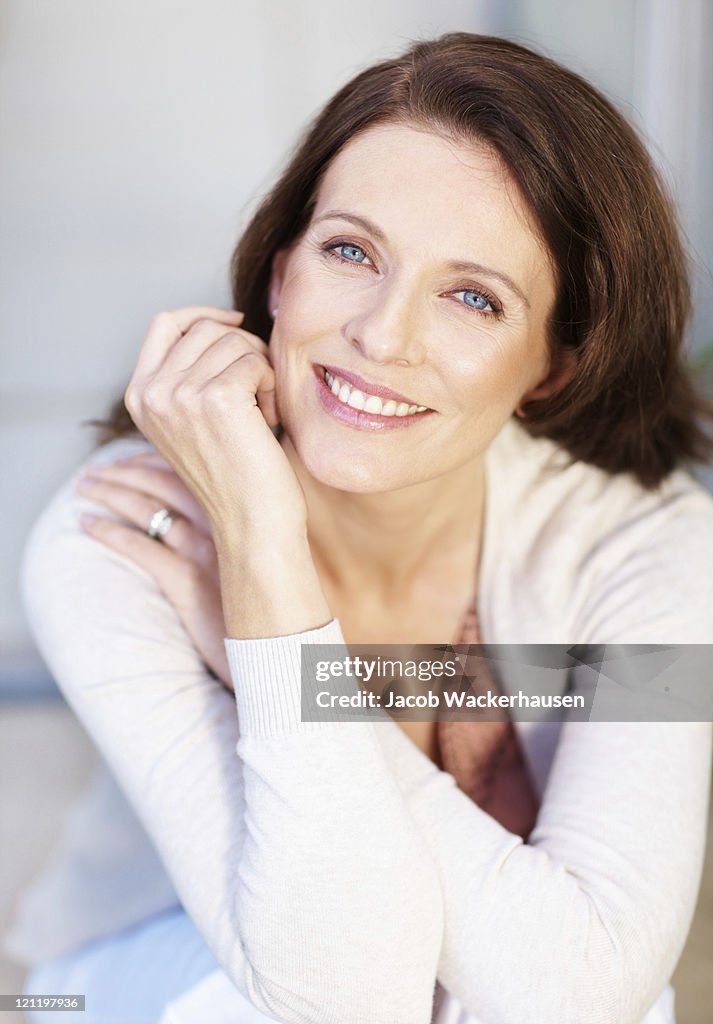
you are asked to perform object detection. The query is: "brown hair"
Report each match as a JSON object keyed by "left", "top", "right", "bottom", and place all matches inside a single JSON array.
[{"left": 90, "top": 31, "right": 713, "bottom": 489}]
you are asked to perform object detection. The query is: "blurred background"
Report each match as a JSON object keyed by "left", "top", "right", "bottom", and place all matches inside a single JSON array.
[{"left": 1, "top": 1, "right": 712, "bottom": 1021}]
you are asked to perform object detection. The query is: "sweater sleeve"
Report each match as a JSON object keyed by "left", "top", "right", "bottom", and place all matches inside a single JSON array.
[
  {"left": 21, "top": 447, "right": 713, "bottom": 1024},
  {"left": 374, "top": 714, "right": 711, "bottom": 1024},
  {"left": 19, "top": 451, "right": 443, "bottom": 1024},
  {"left": 368, "top": 489, "right": 713, "bottom": 1024}
]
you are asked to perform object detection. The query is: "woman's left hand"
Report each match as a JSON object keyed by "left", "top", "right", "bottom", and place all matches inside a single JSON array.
[{"left": 76, "top": 451, "right": 233, "bottom": 689}]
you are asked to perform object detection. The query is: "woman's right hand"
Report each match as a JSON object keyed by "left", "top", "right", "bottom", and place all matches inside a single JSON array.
[
  {"left": 76, "top": 451, "right": 233, "bottom": 690},
  {"left": 122, "top": 306, "right": 310, "bottom": 548},
  {"left": 121, "top": 306, "right": 332, "bottom": 640}
]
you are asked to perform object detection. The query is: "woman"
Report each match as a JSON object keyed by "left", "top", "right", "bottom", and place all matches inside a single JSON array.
[{"left": 14, "top": 31, "right": 713, "bottom": 1024}]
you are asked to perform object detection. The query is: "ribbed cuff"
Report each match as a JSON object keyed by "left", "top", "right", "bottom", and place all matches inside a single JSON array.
[{"left": 225, "top": 618, "right": 349, "bottom": 736}]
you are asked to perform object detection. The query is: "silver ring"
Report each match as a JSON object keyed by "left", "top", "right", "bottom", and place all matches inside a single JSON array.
[{"left": 147, "top": 507, "right": 175, "bottom": 541}]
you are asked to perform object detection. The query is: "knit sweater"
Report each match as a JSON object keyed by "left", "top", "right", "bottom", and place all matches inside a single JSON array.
[{"left": 9, "top": 417, "right": 713, "bottom": 1024}]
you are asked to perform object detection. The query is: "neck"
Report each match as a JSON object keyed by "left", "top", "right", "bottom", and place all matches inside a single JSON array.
[{"left": 279, "top": 432, "right": 486, "bottom": 602}]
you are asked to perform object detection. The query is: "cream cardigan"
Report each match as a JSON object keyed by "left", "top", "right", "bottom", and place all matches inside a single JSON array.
[{"left": 6, "top": 417, "right": 713, "bottom": 1023}]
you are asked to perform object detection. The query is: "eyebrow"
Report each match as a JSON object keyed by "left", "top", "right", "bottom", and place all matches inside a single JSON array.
[{"left": 312, "top": 208, "right": 530, "bottom": 309}]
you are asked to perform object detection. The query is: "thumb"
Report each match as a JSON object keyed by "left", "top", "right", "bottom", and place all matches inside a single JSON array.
[{"left": 256, "top": 385, "right": 281, "bottom": 428}]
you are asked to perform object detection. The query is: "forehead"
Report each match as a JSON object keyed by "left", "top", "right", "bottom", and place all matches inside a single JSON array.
[{"left": 312, "top": 123, "right": 550, "bottom": 281}]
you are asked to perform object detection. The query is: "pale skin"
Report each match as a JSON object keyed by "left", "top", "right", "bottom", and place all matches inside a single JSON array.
[{"left": 75, "top": 123, "right": 575, "bottom": 776}]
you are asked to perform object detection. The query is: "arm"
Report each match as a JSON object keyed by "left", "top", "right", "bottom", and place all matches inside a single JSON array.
[
  {"left": 378, "top": 714, "right": 711, "bottom": 1024},
  {"left": 370, "top": 494, "right": 713, "bottom": 1024},
  {"left": 21, "top": 457, "right": 443, "bottom": 1024},
  {"left": 77, "top": 452, "right": 713, "bottom": 1024},
  {"left": 62, "top": 301, "right": 712, "bottom": 1024}
]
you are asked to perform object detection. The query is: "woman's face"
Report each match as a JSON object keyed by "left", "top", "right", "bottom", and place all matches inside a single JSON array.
[{"left": 268, "top": 122, "right": 563, "bottom": 492}]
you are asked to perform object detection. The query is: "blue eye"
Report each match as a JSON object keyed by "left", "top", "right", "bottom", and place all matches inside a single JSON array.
[
  {"left": 463, "top": 291, "right": 490, "bottom": 310},
  {"left": 453, "top": 288, "right": 502, "bottom": 316},
  {"left": 330, "top": 242, "right": 368, "bottom": 264},
  {"left": 458, "top": 292, "right": 493, "bottom": 311},
  {"left": 322, "top": 239, "right": 503, "bottom": 318}
]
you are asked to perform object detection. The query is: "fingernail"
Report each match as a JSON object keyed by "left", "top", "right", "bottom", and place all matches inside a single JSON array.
[{"left": 80, "top": 514, "right": 96, "bottom": 528}]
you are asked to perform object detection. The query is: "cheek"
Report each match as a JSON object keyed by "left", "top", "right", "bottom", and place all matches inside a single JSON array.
[
  {"left": 445, "top": 337, "right": 529, "bottom": 412},
  {"left": 283, "top": 256, "right": 337, "bottom": 318},
  {"left": 274, "top": 296, "right": 333, "bottom": 365}
]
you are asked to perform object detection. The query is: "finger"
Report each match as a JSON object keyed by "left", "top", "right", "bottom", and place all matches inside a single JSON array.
[
  {"left": 113, "top": 451, "right": 173, "bottom": 470},
  {"left": 81, "top": 463, "right": 210, "bottom": 533},
  {"left": 255, "top": 372, "right": 281, "bottom": 427},
  {"left": 79, "top": 513, "right": 199, "bottom": 606},
  {"left": 80, "top": 512, "right": 233, "bottom": 691},
  {"left": 177, "top": 330, "right": 271, "bottom": 388},
  {"left": 75, "top": 476, "right": 213, "bottom": 565},
  {"left": 132, "top": 306, "right": 245, "bottom": 382},
  {"left": 187, "top": 349, "right": 280, "bottom": 427},
  {"left": 154, "top": 319, "right": 268, "bottom": 380},
  {"left": 256, "top": 388, "right": 281, "bottom": 429}
]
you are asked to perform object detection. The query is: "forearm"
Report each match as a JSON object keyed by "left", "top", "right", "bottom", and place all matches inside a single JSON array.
[
  {"left": 22, "top": 479, "right": 443, "bottom": 1024},
  {"left": 215, "top": 529, "right": 332, "bottom": 640},
  {"left": 374, "top": 716, "right": 712, "bottom": 1024},
  {"left": 215, "top": 539, "right": 443, "bottom": 1019},
  {"left": 225, "top": 620, "right": 443, "bottom": 1023}
]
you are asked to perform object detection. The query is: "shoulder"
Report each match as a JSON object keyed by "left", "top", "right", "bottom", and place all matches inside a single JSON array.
[
  {"left": 19, "top": 436, "right": 202, "bottom": 687},
  {"left": 23, "top": 436, "right": 156, "bottom": 550},
  {"left": 486, "top": 420, "right": 713, "bottom": 642},
  {"left": 488, "top": 418, "right": 713, "bottom": 537},
  {"left": 22, "top": 436, "right": 157, "bottom": 587}
]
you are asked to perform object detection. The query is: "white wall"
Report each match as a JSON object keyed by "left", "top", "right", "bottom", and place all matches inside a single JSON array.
[
  {"left": 507, "top": 0, "right": 712, "bottom": 349},
  {"left": 2, "top": 0, "right": 710, "bottom": 673},
  {"left": 631, "top": 0, "right": 713, "bottom": 353},
  {"left": 505, "top": 0, "right": 639, "bottom": 100}
]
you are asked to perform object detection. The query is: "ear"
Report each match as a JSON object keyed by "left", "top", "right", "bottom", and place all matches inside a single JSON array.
[
  {"left": 518, "top": 346, "right": 578, "bottom": 410},
  {"left": 268, "top": 249, "right": 289, "bottom": 319}
]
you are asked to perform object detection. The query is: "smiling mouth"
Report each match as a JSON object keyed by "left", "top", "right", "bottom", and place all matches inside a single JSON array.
[{"left": 320, "top": 368, "right": 430, "bottom": 417}]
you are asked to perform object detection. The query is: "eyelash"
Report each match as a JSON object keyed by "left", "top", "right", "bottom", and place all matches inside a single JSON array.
[{"left": 320, "top": 239, "right": 504, "bottom": 318}]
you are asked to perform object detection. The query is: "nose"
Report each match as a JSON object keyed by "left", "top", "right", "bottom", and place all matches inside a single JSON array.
[{"left": 342, "top": 280, "right": 426, "bottom": 367}]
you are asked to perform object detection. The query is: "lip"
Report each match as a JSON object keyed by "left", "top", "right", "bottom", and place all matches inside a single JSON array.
[
  {"left": 312, "top": 365, "right": 434, "bottom": 431},
  {"left": 318, "top": 364, "right": 426, "bottom": 408}
]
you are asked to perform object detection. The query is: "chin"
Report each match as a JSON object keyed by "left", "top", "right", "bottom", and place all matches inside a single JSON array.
[
  {"left": 286, "top": 419, "right": 412, "bottom": 494},
  {"left": 306, "top": 444, "right": 394, "bottom": 493}
]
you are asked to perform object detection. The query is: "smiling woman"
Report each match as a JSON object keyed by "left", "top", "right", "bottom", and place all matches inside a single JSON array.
[
  {"left": 13, "top": 31, "right": 713, "bottom": 1024},
  {"left": 264, "top": 127, "right": 563, "bottom": 505}
]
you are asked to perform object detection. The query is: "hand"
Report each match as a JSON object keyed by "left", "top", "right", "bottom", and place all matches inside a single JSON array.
[
  {"left": 75, "top": 450, "right": 233, "bottom": 690},
  {"left": 123, "top": 306, "right": 307, "bottom": 543},
  {"left": 123, "top": 305, "right": 332, "bottom": 639}
]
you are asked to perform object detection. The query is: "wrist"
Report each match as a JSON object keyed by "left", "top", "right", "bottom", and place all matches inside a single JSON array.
[{"left": 215, "top": 532, "right": 333, "bottom": 640}]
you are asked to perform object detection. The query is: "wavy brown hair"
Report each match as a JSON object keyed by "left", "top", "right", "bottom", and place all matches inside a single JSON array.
[{"left": 89, "top": 32, "right": 713, "bottom": 489}]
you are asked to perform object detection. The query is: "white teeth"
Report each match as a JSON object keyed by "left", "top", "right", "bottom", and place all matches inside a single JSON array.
[
  {"left": 323, "top": 369, "right": 427, "bottom": 417},
  {"left": 347, "top": 389, "right": 365, "bottom": 410},
  {"left": 363, "top": 394, "right": 383, "bottom": 414}
]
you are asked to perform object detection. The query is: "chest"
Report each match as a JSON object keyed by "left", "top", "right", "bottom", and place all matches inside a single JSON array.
[
  {"left": 333, "top": 596, "right": 476, "bottom": 764},
  {"left": 330, "top": 599, "right": 539, "bottom": 839},
  {"left": 328, "top": 577, "right": 476, "bottom": 647}
]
